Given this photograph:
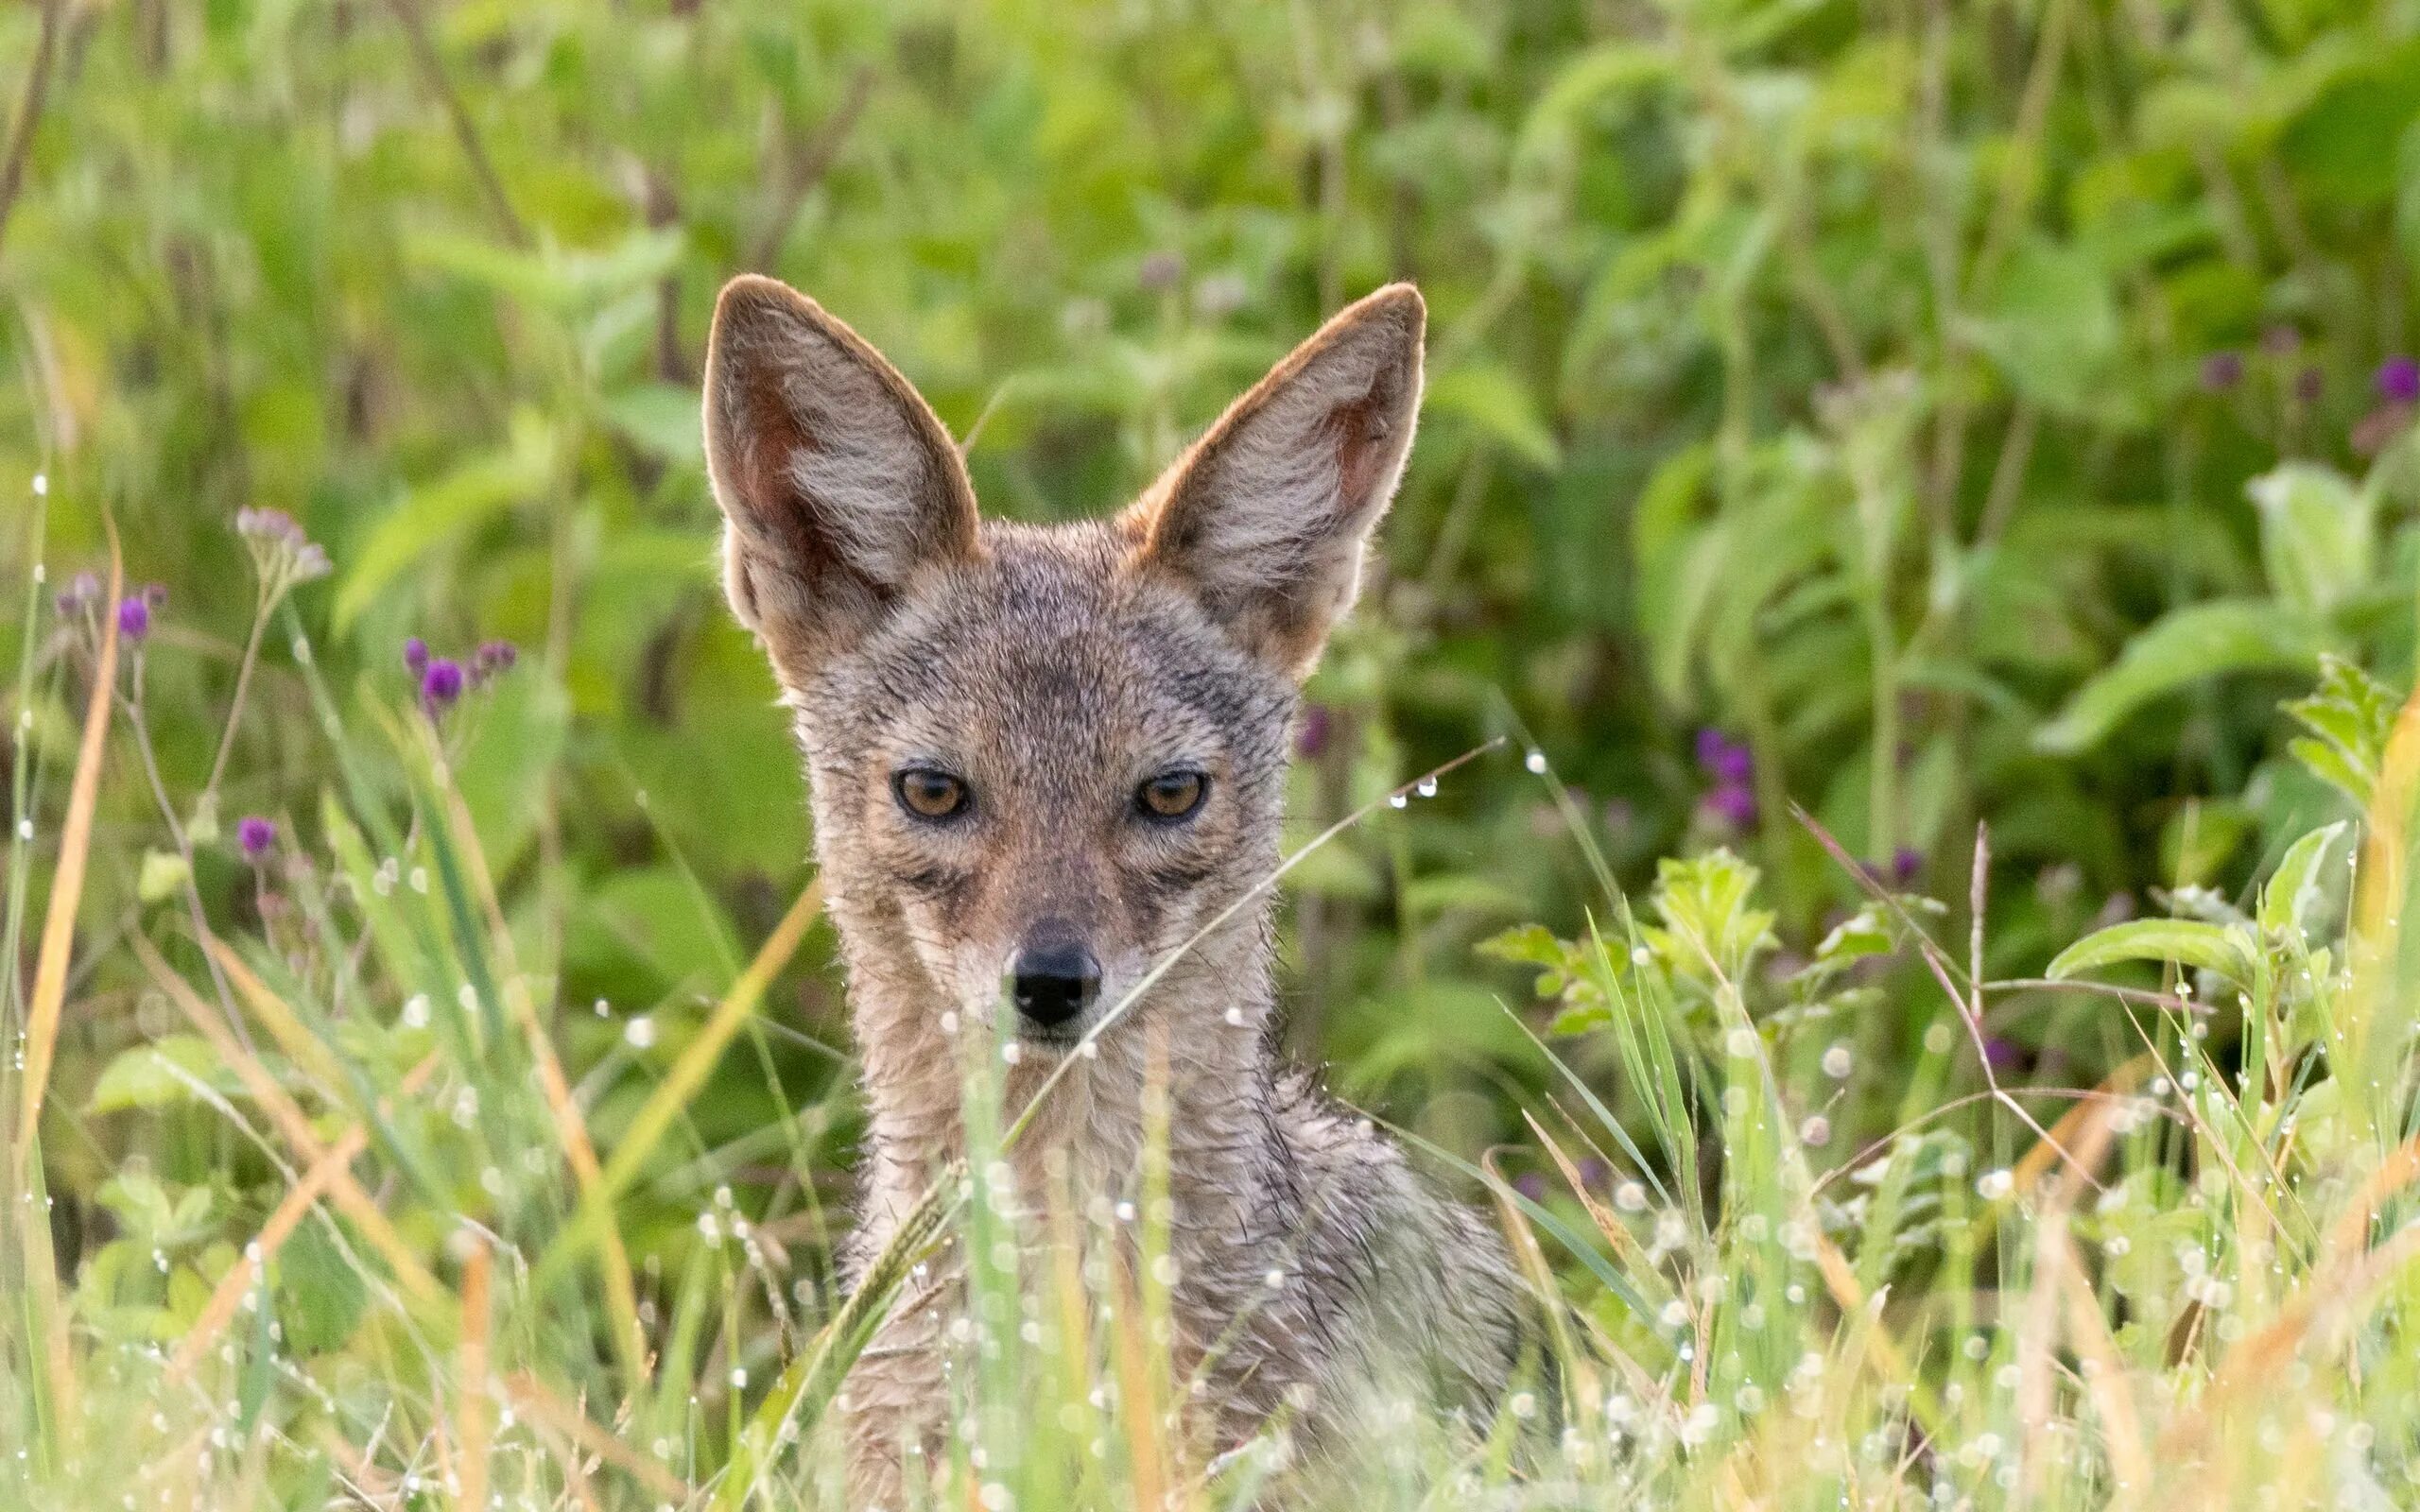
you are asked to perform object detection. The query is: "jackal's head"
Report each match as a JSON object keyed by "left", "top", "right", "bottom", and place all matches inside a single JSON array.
[{"left": 702, "top": 275, "right": 1421, "bottom": 1057}]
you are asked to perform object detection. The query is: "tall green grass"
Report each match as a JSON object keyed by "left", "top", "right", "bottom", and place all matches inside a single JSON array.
[{"left": 7, "top": 504, "right": 2420, "bottom": 1510}]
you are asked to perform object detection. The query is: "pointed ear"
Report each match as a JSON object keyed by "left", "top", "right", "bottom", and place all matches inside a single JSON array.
[
  {"left": 702, "top": 275, "right": 979, "bottom": 674},
  {"left": 1128, "top": 284, "right": 1424, "bottom": 679}
]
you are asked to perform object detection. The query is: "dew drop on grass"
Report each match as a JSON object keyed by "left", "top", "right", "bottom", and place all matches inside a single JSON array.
[
  {"left": 1388, "top": 793, "right": 1408, "bottom": 809},
  {"left": 1416, "top": 776, "right": 1438, "bottom": 798},
  {"left": 625, "top": 1015, "right": 656, "bottom": 1049},
  {"left": 1524, "top": 749, "right": 1547, "bottom": 774}
]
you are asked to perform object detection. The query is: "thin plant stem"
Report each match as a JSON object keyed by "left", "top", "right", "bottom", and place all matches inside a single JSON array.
[{"left": 200, "top": 579, "right": 273, "bottom": 802}]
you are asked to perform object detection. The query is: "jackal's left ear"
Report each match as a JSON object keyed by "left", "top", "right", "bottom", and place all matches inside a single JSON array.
[
  {"left": 702, "top": 275, "right": 979, "bottom": 674},
  {"left": 1129, "top": 284, "right": 1424, "bottom": 679}
]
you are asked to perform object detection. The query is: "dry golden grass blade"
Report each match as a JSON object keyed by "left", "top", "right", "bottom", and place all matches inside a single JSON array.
[
  {"left": 1106, "top": 1247, "right": 1172, "bottom": 1511},
  {"left": 596, "top": 876, "right": 824, "bottom": 1199},
  {"left": 1520, "top": 1108, "right": 1652, "bottom": 1274},
  {"left": 2052, "top": 1229, "right": 2151, "bottom": 1504},
  {"left": 455, "top": 1234, "right": 493, "bottom": 1512},
  {"left": 503, "top": 1373, "right": 693, "bottom": 1503},
  {"left": 2162, "top": 1221, "right": 2420, "bottom": 1475},
  {"left": 316, "top": 1422, "right": 402, "bottom": 1508},
  {"left": 517, "top": 1407, "right": 605, "bottom": 1512},
  {"left": 200, "top": 931, "right": 353, "bottom": 1095},
  {"left": 131, "top": 931, "right": 450, "bottom": 1313},
  {"left": 10, "top": 522, "right": 116, "bottom": 1441},
  {"left": 2013, "top": 1055, "right": 2147, "bottom": 1198},
  {"left": 1489, "top": 1130, "right": 1602, "bottom": 1419},
  {"left": 428, "top": 769, "right": 648, "bottom": 1391},
  {"left": 1811, "top": 1232, "right": 1916, "bottom": 1388},
  {"left": 2323, "top": 1130, "right": 2420, "bottom": 1263},
  {"left": 13, "top": 522, "right": 116, "bottom": 1164},
  {"left": 169, "top": 1054, "right": 440, "bottom": 1383}
]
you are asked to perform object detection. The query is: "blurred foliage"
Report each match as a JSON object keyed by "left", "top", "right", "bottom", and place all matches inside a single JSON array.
[{"left": 7, "top": 0, "right": 2420, "bottom": 1501}]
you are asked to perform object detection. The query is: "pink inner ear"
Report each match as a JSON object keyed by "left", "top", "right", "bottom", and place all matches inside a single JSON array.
[
  {"left": 1328, "top": 386, "right": 1398, "bottom": 516},
  {"left": 732, "top": 372, "right": 856, "bottom": 596}
]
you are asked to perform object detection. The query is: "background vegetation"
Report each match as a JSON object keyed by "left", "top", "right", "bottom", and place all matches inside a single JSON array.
[{"left": 7, "top": 0, "right": 2420, "bottom": 1506}]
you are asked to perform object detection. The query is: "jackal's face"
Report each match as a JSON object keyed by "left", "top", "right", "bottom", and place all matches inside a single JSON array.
[{"left": 702, "top": 276, "right": 1422, "bottom": 1052}]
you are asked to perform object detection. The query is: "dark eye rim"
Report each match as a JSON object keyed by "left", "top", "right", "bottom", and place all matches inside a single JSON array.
[
  {"left": 1135, "top": 769, "right": 1210, "bottom": 823},
  {"left": 891, "top": 766, "right": 972, "bottom": 821}
]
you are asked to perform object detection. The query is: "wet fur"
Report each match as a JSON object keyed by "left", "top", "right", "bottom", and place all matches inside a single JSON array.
[{"left": 702, "top": 276, "right": 1524, "bottom": 1503}]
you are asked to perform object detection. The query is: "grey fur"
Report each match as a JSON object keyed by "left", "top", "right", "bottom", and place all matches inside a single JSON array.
[{"left": 701, "top": 276, "right": 1525, "bottom": 1503}]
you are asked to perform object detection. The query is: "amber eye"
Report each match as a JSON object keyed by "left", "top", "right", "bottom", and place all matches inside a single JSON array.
[
  {"left": 893, "top": 767, "right": 970, "bottom": 821},
  {"left": 1136, "top": 770, "right": 1208, "bottom": 822}
]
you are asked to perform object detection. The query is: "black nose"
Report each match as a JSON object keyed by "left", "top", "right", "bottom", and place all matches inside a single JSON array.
[{"left": 1011, "top": 937, "right": 1100, "bottom": 1029}]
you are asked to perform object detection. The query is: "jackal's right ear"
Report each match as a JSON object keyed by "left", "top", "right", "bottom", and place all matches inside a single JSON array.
[{"left": 702, "top": 275, "right": 979, "bottom": 672}]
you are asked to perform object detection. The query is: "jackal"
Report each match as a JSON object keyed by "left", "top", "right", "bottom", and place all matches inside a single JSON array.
[{"left": 701, "top": 274, "right": 1525, "bottom": 1501}]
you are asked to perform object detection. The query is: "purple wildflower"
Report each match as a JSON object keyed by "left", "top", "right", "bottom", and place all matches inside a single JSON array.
[
  {"left": 1512, "top": 1173, "right": 1547, "bottom": 1203},
  {"left": 1694, "top": 728, "right": 1753, "bottom": 785},
  {"left": 2294, "top": 365, "right": 2325, "bottom": 404},
  {"left": 472, "top": 640, "right": 518, "bottom": 685},
  {"left": 54, "top": 571, "right": 98, "bottom": 618},
  {"left": 1703, "top": 782, "right": 1757, "bottom": 829},
  {"left": 2199, "top": 352, "right": 2243, "bottom": 392},
  {"left": 1892, "top": 846, "right": 1922, "bottom": 885},
  {"left": 1294, "top": 703, "right": 1331, "bottom": 760},
  {"left": 421, "top": 658, "right": 464, "bottom": 711},
  {"left": 1983, "top": 1037, "right": 2024, "bottom": 1073},
  {"left": 2377, "top": 357, "right": 2419, "bottom": 404},
  {"left": 116, "top": 595, "right": 150, "bottom": 642},
  {"left": 235, "top": 507, "right": 306, "bottom": 546},
  {"left": 236, "top": 816, "right": 275, "bottom": 860},
  {"left": 2261, "top": 324, "right": 2303, "bottom": 357},
  {"left": 234, "top": 506, "right": 330, "bottom": 590},
  {"left": 403, "top": 637, "right": 429, "bottom": 677}
]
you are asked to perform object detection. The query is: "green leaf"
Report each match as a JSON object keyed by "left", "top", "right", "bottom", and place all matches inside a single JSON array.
[
  {"left": 2279, "top": 46, "right": 2420, "bottom": 207},
  {"left": 1424, "top": 363, "right": 1562, "bottom": 469},
  {"left": 2284, "top": 655, "right": 2401, "bottom": 806},
  {"left": 2035, "top": 600, "right": 2333, "bottom": 754},
  {"left": 1813, "top": 904, "right": 1893, "bottom": 967},
  {"left": 137, "top": 849, "right": 191, "bottom": 904},
  {"left": 334, "top": 412, "right": 557, "bottom": 631},
  {"left": 2258, "top": 821, "right": 2349, "bottom": 940},
  {"left": 454, "top": 672, "right": 570, "bottom": 877},
  {"left": 1649, "top": 849, "right": 1774, "bottom": 984},
  {"left": 88, "top": 1036, "right": 244, "bottom": 1113},
  {"left": 2247, "top": 463, "right": 2376, "bottom": 616},
  {"left": 1962, "top": 237, "right": 2120, "bottom": 419},
  {"left": 275, "top": 1219, "right": 369, "bottom": 1357},
  {"left": 2046, "top": 918, "right": 2260, "bottom": 987},
  {"left": 601, "top": 382, "right": 704, "bottom": 463}
]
